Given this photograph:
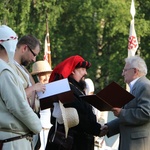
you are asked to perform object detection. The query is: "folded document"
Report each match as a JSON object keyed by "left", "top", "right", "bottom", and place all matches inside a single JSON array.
[
  {"left": 37, "top": 78, "right": 73, "bottom": 110},
  {"left": 80, "top": 81, "right": 135, "bottom": 111}
]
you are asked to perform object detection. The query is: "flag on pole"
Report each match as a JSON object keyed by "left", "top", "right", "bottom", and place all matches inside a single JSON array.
[
  {"left": 128, "top": 0, "right": 138, "bottom": 57},
  {"left": 43, "top": 33, "right": 50, "bottom": 61},
  {"left": 43, "top": 20, "right": 52, "bottom": 67}
]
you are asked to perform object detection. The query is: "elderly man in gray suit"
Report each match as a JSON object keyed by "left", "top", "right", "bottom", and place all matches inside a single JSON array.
[{"left": 101, "top": 55, "right": 150, "bottom": 150}]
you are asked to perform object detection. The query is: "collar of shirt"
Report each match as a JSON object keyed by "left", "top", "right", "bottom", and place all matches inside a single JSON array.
[{"left": 129, "top": 77, "right": 140, "bottom": 91}]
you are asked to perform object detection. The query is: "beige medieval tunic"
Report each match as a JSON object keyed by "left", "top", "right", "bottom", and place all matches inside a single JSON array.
[
  {"left": 0, "top": 60, "right": 42, "bottom": 150},
  {"left": 12, "top": 61, "right": 41, "bottom": 149}
]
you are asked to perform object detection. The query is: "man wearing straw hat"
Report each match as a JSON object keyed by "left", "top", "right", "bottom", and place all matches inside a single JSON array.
[
  {"left": 0, "top": 25, "right": 42, "bottom": 150},
  {"left": 45, "top": 55, "right": 102, "bottom": 150},
  {"left": 31, "top": 60, "right": 53, "bottom": 150}
]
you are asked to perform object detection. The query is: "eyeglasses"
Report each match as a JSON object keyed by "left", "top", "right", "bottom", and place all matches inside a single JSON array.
[
  {"left": 122, "top": 68, "right": 134, "bottom": 73},
  {"left": 27, "top": 45, "right": 37, "bottom": 57}
]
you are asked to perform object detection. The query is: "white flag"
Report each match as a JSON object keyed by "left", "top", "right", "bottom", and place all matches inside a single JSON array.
[{"left": 128, "top": 0, "right": 138, "bottom": 57}]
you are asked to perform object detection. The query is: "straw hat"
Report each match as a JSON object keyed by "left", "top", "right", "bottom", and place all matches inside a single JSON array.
[
  {"left": 59, "top": 101, "right": 79, "bottom": 138},
  {"left": 31, "top": 60, "right": 53, "bottom": 75}
]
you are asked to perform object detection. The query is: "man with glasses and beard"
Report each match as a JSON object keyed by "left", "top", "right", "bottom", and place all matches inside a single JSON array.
[
  {"left": 12, "top": 35, "right": 46, "bottom": 150},
  {"left": 45, "top": 55, "right": 102, "bottom": 150}
]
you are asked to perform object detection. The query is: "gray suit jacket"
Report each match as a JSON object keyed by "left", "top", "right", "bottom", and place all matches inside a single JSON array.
[{"left": 107, "top": 76, "right": 150, "bottom": 150}]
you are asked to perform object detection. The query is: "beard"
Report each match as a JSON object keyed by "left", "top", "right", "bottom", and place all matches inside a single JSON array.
[
  {"left": 21, "top": 59, "right": 29, "bottom": 66},
  {"left": 78, "top": 78, "right": 86, "bottom": 91}
]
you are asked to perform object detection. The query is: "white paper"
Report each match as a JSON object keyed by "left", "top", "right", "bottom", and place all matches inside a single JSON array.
[{"left": 37, "top": 78, "right": 70, "bottom": 99}]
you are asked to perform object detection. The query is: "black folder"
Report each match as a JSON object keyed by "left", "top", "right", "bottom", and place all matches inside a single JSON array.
[
  {"left": 80, "top": 81, "right": 135, "bottom": 111},
  {"left": 39, "top": 91, "right": 74, "bottom": 110}
]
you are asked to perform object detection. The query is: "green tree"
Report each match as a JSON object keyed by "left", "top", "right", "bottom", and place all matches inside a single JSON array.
[{"left": 1, "top": 0, "right": 150, "bottom": 91}]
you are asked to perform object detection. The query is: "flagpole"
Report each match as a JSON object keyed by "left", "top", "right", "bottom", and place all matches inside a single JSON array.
[
  {"left": 126, "top": 0, "right": 138, "bottom": 92},
  {"left": 44, "top": 19, "right": 52, "bottom": 67}
]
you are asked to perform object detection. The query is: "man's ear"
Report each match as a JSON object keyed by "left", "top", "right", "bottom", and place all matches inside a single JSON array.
[
  {"left": 22, "top": 45, "right": 27, "bottom": 53},
  {"left": 134, "top": 68, "right": 138, "bottom": 74},
  {"left": 71, "top": 71, "right": 75, "bottom": 74},
  {"left": 71, "top": 70, "right": 75, "bottom": 75}
]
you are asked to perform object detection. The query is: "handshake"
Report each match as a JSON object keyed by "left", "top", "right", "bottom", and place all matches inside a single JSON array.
[{"left": 99, "top": 125, "right": 108, "bottom": 137}]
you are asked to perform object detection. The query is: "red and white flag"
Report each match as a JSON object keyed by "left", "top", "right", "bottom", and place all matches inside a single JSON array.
[
  {"left": 128, "top": 0, "right": 138, "bottom": 57},
  {"left": 44, "top": 33, "right": 51, "bottom": 64}
]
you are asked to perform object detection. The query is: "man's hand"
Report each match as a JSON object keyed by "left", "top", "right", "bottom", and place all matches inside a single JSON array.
[
  {"left": 33, "top": 83, "right": 46, "bottom": 93},
  {"left": 112, "top": 107, "right": 121, "bottom": 117},
  {"left": 99, "top": 125, "right": 108, "bottom": 137}
]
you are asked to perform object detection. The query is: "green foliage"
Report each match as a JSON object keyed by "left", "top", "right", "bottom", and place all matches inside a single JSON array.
[{"left": 1, "top": 0, "right": 150, "bottom": 91}]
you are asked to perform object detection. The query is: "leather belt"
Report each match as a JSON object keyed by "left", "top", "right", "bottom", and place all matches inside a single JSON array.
[{"left": 0, "top": 133, "right": 33, "bottom": 143}]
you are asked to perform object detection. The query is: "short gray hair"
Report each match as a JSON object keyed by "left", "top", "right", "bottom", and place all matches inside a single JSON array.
[{"left": 125, "top": 55, "right": 147, "bottom": 75}]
